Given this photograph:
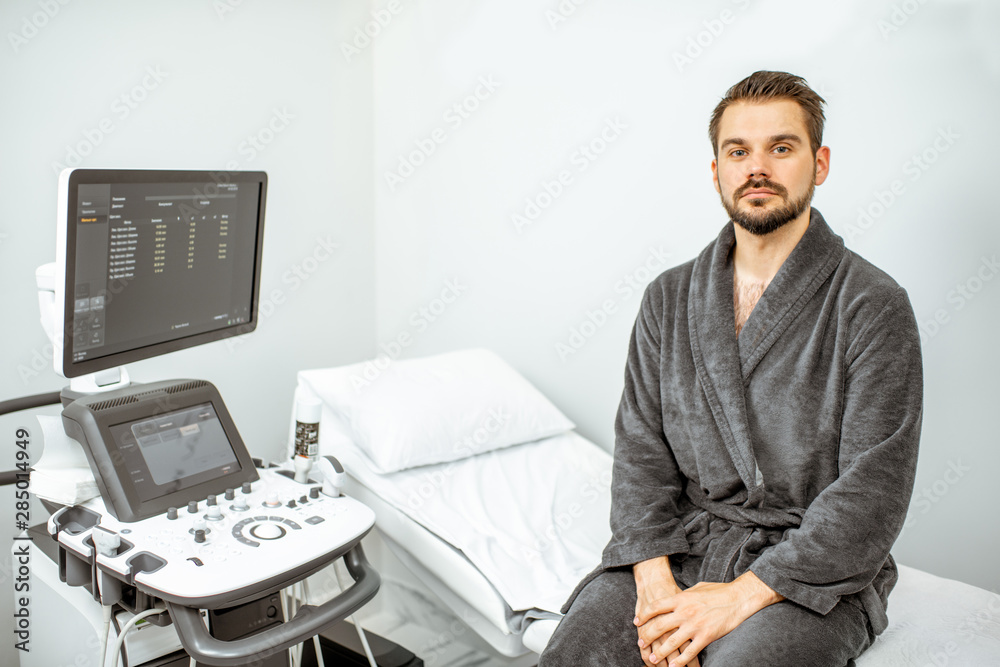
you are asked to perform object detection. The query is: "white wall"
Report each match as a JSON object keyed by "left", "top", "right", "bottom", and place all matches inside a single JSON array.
[
  {"left": 0, "top": 2, "right": 375, "bottom": 664},
  {"left": 371, "top": 0, "right": 1000, "bottom": 595}
]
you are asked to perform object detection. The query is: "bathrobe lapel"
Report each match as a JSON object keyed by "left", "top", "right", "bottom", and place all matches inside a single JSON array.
[{"left": 688, "top": 209, "right": 846, "bottom": 502}]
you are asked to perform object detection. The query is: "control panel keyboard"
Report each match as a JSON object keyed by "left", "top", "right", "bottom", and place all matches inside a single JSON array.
[{"left": 50, "top": 465, "right": 375, "bottom": 606}]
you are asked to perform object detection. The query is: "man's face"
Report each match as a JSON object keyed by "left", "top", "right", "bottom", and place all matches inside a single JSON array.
[{"left": 711, "top": 99, "right": 829, "bottom": 235}]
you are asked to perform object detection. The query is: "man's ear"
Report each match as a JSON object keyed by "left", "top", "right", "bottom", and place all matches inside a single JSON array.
[
  {"left": 814, "top": 146, "right": 831, "bottom": 186},
  {"left": 711, "top": 159, "right": 720, "bottom": 194}
]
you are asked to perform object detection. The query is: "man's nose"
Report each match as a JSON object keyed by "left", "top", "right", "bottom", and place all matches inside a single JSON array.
[{"left": 745, "top": 155, "right": 770, "bottom": 181}]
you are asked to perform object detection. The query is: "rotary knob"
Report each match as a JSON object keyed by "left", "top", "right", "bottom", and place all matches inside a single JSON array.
[
  {"left": 167, "top": 507, "right": 178, "bottom": 520},
  {"left": 233, "top": 496, "right": 249, "bottom": 511},
  {"left": 206, "top": 495, "right": 217, "bottom": 506},
  {"left": 187, "top": 501, "right": 199, "bottom": 514},
  {"left": 242, "top": 482, "right": 253, "bottom": 494},
  {"left": 194, "top": 529, "right": 206, "bottom": 544},
  {"left": 206, "top": 505, "right": 223, "bottom": 521},
  {"left": 224, "top": 488, "right": 236, "bottom": 501},
  {"left": 264, "top": 493, "right": 281, "bottom": 508},
  {"left": 309, "top": 487, "right": 320, "bottom": 499}
]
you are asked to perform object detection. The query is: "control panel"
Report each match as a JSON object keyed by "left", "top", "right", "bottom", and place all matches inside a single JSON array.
[{"left": 49, "top": 465, "right": 375, "bottom": 607}]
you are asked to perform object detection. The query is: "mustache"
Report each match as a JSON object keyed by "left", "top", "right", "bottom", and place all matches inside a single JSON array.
[{"left": 735, "top": 179, "right": 788, "bottom": 199}]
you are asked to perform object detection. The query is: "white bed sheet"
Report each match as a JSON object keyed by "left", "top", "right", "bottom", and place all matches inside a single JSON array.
[
  {"left": 857, "top": 564, "right": 1000, "bottom": 665},
  {"left": 347, "top": 479, "right": 531, "bottom": 656},
  {"left": 298, "top": 391, "right": 613, "bottom": 616}
]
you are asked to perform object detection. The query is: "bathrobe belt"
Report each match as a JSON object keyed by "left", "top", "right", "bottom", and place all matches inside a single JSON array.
[{"left": 682, "top": 485, "right": 806, "bottom": 584}]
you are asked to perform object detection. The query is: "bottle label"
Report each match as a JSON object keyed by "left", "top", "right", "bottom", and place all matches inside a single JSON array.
[{"left": 295, "top": 421, "right": 319, "bottom": 458}]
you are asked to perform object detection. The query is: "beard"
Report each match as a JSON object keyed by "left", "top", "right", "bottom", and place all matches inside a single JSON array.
[{"left": 721, "top": 176, "right": 815, "bottom": 236}]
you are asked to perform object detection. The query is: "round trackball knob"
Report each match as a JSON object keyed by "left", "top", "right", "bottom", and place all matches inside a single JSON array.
[
  {"left": 264, "top": 493, "right": 281, "bottom": 508},
  {"left": 249, "top": 523, "right": 285, "bottom": 540}
]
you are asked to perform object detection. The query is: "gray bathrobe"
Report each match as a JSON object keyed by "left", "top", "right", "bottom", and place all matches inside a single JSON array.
[{"left": 564, "top": 208, "right": 922, "bottom": 638}]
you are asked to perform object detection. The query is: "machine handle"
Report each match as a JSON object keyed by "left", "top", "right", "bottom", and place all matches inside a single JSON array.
[{"left": 165, "top": 544, "right": 380, "bottom": 666}]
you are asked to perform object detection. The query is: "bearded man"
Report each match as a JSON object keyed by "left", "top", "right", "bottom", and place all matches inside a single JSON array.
[{"left": 540, "top": 70, "right": 922, "bottom": 667}]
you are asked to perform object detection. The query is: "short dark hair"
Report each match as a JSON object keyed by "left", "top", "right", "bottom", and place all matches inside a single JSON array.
[{"left": 709, "top": 71, "right": 826, "bottom": 158}]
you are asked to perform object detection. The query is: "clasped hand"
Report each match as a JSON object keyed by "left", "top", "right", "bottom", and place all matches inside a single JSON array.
[{"left": 635, "top": 579, "right": 761, "bottom": 667}]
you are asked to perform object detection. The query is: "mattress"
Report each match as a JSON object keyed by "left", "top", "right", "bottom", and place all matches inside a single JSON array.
[
  {"left": 857, "top": 564, "right": 1000, "bottom": 665},
  {"left": 303, "top": 394, "right": 613, "bottom": 613},
  {"left": 346, "top": 479, "right": 542, "bottom": 656},
  {"left": 356, "top": 471, "right": 1000, "bottom": 664}
]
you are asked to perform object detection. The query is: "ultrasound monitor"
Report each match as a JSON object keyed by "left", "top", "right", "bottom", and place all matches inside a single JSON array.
[{"left": 53, "top": 169, "right": 267, "bottom": 379}]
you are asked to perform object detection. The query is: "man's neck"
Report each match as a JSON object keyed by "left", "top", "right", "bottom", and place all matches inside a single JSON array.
[{"left": 732, "top": 209, "right": 811, "bottom": 283}]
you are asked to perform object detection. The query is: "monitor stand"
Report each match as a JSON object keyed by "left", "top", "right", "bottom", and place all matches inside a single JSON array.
[{"left": 62, "top": 367, "right": 132, "bottom": 404}]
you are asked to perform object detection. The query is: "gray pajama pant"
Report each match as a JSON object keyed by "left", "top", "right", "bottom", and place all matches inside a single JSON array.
[{"left": 539, "top": 569, "right": 874, "bottom": 666}]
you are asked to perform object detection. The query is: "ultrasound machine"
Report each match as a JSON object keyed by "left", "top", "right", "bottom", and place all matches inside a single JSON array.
[{"left": 4, "top": 169, "right": 404, "bottom": 667}]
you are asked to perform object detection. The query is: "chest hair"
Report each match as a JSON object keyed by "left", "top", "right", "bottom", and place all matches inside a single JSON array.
[{"left": 733, "top": 274, "right": 770, "bottom": 337}]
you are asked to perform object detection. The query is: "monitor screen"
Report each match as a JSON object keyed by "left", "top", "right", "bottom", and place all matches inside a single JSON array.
[
  {"left": 55, "top": 169, "right": 267, "bottom": 378},
  {"left": 60, "top": 378, "right": 260, "bottom": 522},
  {"left": 107, "top": 401, "right": 241, "bottom": 502}
]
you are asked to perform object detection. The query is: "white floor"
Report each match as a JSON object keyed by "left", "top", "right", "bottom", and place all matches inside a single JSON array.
[
  {"left": 304, "top": 532, "right": 541, "bottom": 667},
  {"left": 352, "top": 579, "right": 539, "bottom": 667}
]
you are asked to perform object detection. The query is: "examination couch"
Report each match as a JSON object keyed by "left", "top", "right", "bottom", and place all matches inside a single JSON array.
[{"left": 293, "top": 349, "right": 1000, "bottom": 664}]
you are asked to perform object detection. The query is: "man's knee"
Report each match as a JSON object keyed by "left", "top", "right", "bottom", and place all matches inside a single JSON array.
[
  {"left": 539, "top": 569, "right": 640, "bottom": 665},
  {"left": 700, "top": 598, "right": 871, "bottom": 666}
]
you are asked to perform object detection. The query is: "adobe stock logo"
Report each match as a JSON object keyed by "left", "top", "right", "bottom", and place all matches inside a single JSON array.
[
  {"left": 545, "top": 0, "right": 587, "bottom": 31},
  {"left": 383, "top": 77, "right": 501, "bottom": 192},
  {"left": 350, "top": 278, "right": 469, "bottom": 391},
  {"left": 672, "top": 0, "right": 752, "bottom": 73},
  {"left": 7, "top": 0, "right": 72, "bottom": 54},
  {"left": 877, "top": 0, "right": 928, "bottom": 40},
  {"left": 918, "top": 254, "right": 999, "bottom": 345},
  {"left": 50, "top": 66, "right": 169, "bottom": 174},
  {"left": 556, "top": 246, "right": 671, "bottom": 362},
  {"left": 340, "top": 1, "right": 408, "bottom": 63},
  {"left": 899, "top": 459, "right": 971, "bottom": 538},
  {"left": 844, "top": 126, "right": 958, "bottom": 243},
  {"left": 511, "top": 117, "right": 627, "bottom": 233}
]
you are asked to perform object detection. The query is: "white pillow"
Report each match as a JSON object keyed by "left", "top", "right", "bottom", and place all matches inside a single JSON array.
[{"left": 297, "top": 349, "right": 575, "bottom": 473}]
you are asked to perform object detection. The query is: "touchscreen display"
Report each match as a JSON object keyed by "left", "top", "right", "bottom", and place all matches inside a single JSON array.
[{"left": 108, "top": 402, "right": 241, "bottom": 502}]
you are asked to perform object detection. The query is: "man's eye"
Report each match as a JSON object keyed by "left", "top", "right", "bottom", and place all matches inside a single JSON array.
[
  {"left": 774, "top": 146, "right": 790, "bottom": 154},
  {"left": 731, "top": 149, "right": 747, "bottom": 157}
]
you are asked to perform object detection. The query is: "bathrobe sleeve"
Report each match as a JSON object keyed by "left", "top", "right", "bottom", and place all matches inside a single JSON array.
[
  {"left": 749, "top": 287, "right": 923, "bottom": 614},
  {"left": 601, "top": 284, "right": 691, "bottom": 569}
]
